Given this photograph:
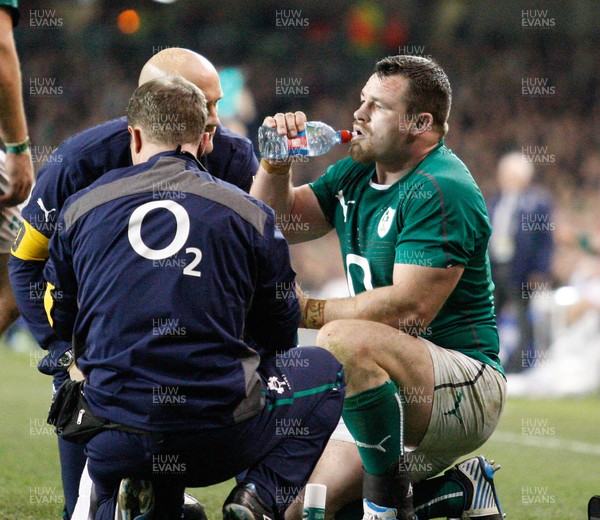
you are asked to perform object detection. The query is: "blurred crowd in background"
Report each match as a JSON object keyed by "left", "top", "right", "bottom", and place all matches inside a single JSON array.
[{"left": 6, "top": 0, "right": 600, "bottom": 388}]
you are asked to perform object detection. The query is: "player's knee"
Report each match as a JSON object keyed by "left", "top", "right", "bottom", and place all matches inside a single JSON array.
[
  {"left": 317, "top": 320, "right": 350, "bottom": 359},
  {"left": 317, "top": 319, "right": 359, "bottom": 344},
  {"left": 317, "top": 320, "right": 374, "bottom": 368}
]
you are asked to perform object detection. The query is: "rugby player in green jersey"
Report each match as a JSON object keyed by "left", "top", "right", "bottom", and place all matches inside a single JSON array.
[{"left": 251, "top": 56, "right": 506, "bottom": 520}]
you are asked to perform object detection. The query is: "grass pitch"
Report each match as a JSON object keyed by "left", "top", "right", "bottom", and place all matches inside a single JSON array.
[{"left": 1, "top": 347, "right": 598, "bottom": 519}]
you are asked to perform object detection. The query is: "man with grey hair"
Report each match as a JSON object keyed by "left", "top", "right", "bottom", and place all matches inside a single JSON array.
[
  {"left": 44, "top": 75, "right": 344, "bottom": 520},
  {"left": 127, "top": 76, "right": 208, "bottom": 152}
]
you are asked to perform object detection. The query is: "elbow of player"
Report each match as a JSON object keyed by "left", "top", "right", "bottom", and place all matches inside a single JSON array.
[{"left": 395, "top": 301, "right": 436, "bottom": 334}]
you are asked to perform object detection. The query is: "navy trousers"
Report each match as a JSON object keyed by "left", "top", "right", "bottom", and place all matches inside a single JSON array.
[{"left": 86, "top": 347, "right": 345, "bottom": 520}]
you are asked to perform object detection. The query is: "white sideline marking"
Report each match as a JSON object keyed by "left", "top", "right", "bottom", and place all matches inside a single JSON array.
[{"left": 492, "top": 431, "right": 600, "bottom": 456}]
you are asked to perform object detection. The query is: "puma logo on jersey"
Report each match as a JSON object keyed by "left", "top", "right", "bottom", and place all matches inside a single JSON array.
[
  {"left": 377, "top": 207, "right": 396, "bottom": 237},
  {"left": 355, "top": 434, "right": 391, "bottom": 452},
  {"left": 335, "top": 190, "right": 355, "bottom": 223},
  {"left": 37, "top": 198, "right": 56, "bottom": 222}
]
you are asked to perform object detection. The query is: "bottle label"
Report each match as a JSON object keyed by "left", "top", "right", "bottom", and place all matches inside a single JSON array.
[
  {"left": 287, "top": 130, "right": 308, "bottom": 156},
  {"left": 303, "top": 507, "right": 325, "bottom": 520}
]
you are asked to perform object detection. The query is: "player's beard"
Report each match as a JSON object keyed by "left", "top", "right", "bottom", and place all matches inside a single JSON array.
[
  {"left": 349, "top": 139, "right": 375, "bottom": 164},
  {"left": 350, "top": 132, "right": 416, "bottom": 168}
]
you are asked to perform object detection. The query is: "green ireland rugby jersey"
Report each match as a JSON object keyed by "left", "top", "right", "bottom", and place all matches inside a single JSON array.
[{"left": 310, "top": 141, "right": 503, "bottom": 375}]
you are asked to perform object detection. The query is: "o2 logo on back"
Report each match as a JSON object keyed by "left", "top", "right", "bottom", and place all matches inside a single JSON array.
[{"left": 127, "top": 200, "right": 202, "bottom": 277}]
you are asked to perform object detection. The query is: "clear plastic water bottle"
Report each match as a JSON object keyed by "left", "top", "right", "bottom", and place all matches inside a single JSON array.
[{"left": 259, "top": 121, "right": 355, "bottom": 159}]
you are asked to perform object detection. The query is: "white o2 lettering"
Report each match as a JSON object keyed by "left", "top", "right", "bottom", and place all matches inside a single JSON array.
[
  {"left": 127, "top": 200, "right": 201, "bottom": 277},
  {"left": 346, "top": 253, "right": 373, "bottom": 296},
  {"left": 183, "top": 247, "right": 202, "bottom": 277},
  {"left": 128, "top": 201, "right": 189, "bottom": 260}
]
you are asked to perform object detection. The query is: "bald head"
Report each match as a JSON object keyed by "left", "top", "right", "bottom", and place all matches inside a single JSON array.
[
  {"left": 139, "top": 48, "right": 223, "bottom": 154},
  {"left": 497, "top": 151, "right": 535, "bottom": 193},
  {"left": 139, "top": 48, "right": 217, "bottom": 88}
]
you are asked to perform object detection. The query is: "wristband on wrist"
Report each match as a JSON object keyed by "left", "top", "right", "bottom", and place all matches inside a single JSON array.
[
  {"left": 260, "top": 158, "right": 291, "bottom": 176},
  {"left": 5, "top": 137, "right": 31, "bottom": 155},
  {"left": 302, "top": 298, "right": 326, "bottom": 329}
]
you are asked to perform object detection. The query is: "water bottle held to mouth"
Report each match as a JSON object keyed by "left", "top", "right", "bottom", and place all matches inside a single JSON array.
[{"left": 259, "top": 121, "right": 355, "bottom": 160}]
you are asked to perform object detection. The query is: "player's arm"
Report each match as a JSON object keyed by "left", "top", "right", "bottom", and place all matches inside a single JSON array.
[
  {"left": 9, "top": 248, "right": 75, "bottom": 374},
  {"left": 0, "top": 6, "right": 33, "bottom": 207},
  {"left": 10, "top": 217, "right": 75, "bottom": 370},
  {"left": 250, "top": 112, "right": 332, "bottom": 244},
  {"left": 9, "top": 221, "right": 57, "bottom": 344},
  {"left": 8, "top": 146, "right": 77, "bottom": 370},
  {"left": 43, "top": 223, "right": 78, "bottom": 341},
  {"left": 301, "top": 263, "right": 463, "bottom": 330}
]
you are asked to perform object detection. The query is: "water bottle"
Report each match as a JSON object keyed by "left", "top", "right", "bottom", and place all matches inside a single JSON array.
[
  {"left": 302, "top": 484, "right": 327, "bottom": 520},
  {"left": 259, "top": 121, "right": 354, "bottom": 159}
]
